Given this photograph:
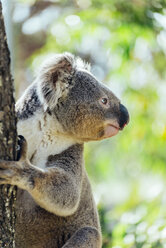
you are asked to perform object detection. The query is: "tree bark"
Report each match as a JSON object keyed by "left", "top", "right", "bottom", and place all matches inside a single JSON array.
[{"left": 0, "top": 2, "right": 17, "bottom": 247}]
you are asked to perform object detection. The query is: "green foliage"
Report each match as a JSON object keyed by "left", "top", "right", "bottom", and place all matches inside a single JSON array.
[{"left": 13, "top": 0, "right": 166, "bottom": 246}]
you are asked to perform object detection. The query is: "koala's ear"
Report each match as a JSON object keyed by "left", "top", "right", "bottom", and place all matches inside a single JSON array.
[
  {"left": 50, "top": 55, "right": 74, "bottom": 84},
  {"left": 37, "top": 53, "right": 75, "bottom": 111}
]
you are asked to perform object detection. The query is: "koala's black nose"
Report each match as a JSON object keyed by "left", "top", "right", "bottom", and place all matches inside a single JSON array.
[{"left": 119, "top": 104, "right": 129, "bottom": 130}]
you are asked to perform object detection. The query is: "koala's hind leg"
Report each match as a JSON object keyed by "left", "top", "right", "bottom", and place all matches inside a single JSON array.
[{"left": 62, "top": 226, "right": 102, "bottom": 248}]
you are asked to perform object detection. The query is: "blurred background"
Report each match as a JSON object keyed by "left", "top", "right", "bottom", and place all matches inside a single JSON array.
[{"left": 1, "top": 0, "right": 166, "bottom": 247}]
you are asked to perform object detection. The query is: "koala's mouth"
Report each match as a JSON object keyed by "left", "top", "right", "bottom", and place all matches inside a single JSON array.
[{"left": 103, "top": 123, "right": 120, "bottom": 139}]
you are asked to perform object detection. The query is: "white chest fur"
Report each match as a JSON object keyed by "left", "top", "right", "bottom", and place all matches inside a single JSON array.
[{"left": 17, "top": 111, "right": 76, "bottom": 169}]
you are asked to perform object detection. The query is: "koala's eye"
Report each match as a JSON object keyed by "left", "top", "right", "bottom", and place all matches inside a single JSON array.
[{"left": 101, "top": 98, "right": 108, "bottom": 105}]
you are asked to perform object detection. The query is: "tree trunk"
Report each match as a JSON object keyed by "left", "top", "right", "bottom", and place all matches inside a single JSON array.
[{"left": 0, "top": 2, "right": 17, "bottom": 247}]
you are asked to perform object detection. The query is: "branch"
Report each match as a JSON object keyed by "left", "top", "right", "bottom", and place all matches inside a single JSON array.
[{"left": 0, "top": 2, "right": 17, "bottom": 247}]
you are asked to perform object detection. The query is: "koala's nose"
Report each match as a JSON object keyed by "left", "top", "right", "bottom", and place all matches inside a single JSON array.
[{"left": 119, "top": 103, "right": 129, "bottom": 130}]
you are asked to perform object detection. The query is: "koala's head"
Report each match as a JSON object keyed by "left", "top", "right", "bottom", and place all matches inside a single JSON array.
[{"left": 37, "top": 53, "right": 129, "bottom": 142}]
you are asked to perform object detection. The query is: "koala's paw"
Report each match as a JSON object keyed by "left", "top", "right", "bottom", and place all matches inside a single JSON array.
[
  {"left": 0, "top": 159, "right": 33, "bottom": 190},
  {"left": 0, "top": 160, "right": 20, "bottom": 185},
  {"left": 0, "top": 136, "right": 30, "bottom": 186}
]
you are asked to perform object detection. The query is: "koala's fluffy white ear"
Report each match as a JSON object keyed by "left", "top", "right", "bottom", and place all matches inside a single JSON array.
[{"left": 36, "top": 53, "right": 75, "bottom": 111}]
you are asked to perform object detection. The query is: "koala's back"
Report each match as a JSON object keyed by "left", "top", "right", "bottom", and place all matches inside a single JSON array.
[{"left": 15, "top": 171, "right": 100, "bottom": 248}]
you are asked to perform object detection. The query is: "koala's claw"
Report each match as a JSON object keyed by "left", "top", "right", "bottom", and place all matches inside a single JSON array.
[{"left": 17, "top": 135, "right": 28, "bottom": 161}]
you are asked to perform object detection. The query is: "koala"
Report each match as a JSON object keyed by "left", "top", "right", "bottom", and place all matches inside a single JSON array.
[{"left": 0, "top": 53, "right": 129, "bottom": 248}]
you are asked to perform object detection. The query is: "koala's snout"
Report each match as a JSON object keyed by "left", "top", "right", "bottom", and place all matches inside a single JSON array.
[{"left": 119, "top": 104, "right": 129, "bottom": 130}]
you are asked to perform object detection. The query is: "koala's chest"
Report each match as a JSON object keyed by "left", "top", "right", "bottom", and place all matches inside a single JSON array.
[
  {"left": 29, "top": 136, "right": 75, "bottom": 169},
  {"left": 19, "top": 124, "right": 57, "bottom": 169},
  {"left": 29, "top": 139, "right": 57, "bottom": 169},
  {"left": 17, "top": 117, "right": 76, "bottom": 169}
]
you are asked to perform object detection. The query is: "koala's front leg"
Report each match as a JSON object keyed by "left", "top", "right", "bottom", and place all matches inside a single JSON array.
[
  {"left": 0, "top": 137, "right": 43, "bottom": 190},
  {"left": 62, "top": 227, "right": 102, "bottom": 248},
  {"left": 0, "top": 138, "right": 82, "bottom": 216}
]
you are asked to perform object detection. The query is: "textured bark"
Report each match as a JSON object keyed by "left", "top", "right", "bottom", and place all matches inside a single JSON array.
[{"left": 0, "top": 2, "right": 17, "bottom": 247}]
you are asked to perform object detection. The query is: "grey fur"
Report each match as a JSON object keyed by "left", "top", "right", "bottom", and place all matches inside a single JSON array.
[
  {"left": 16, "top": 84, "right": 41, "bottom": 120},
  {"left": 0, "top": 52, "right": 129, "bottom": 248}
]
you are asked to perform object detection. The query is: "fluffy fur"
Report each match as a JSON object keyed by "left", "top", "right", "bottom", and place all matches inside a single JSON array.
[{"left": 0, "top": 52, "right": 129, "bottom": 248}]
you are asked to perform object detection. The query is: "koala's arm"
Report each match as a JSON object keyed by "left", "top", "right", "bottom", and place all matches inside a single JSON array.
[{"left": 0, "top": 138, "right": 83, "bottom": 216}]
